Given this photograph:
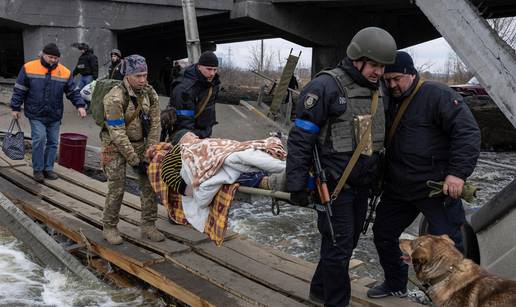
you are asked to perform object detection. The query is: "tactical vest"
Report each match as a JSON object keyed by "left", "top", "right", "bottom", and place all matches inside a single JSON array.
[{"left": 316, "top": 67, "right": 385, "bottom": 153}]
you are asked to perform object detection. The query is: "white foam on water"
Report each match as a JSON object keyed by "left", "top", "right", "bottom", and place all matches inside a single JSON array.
[
  {"left": 40, "top": 270, "right": 144, "bottom": 307},
  {"left": 0, "top": 232, "right": 146, "bottom": 307},
  {"left": 0, "top": 239, "right": 46, "bottom": 305}
]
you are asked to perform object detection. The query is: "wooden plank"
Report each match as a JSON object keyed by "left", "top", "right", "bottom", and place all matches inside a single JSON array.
[
  {"left": 89, "top": 258, "right": 136, "bottom": 289},
  {"left": 147, "top": 261, "right": 251, "bottom": 307},
  {"left": 244, "top": 238, "right": 363, "bottom": 272},
  {"left": 0, "top": 178, "right": 246, "bottom": 307},
  {"left": 52, "top": 164, "right": 170, "bottom": 219},
  {"left": 248, "top": 238, "right": 317, "bottom": 270},
  {"left": 50, "top": 164, "right": 240, "bottom": 243},
  {"left": 168, "top": 252, "right": 308, "bottom": 307},
  {"left": 0, "top": 151, "right": 27, "bottom": 167},
  {"left": 15, "top": 165, "right": 210, "bottom": 245},
  {"left": 354, "top": 277, "right": 377, "bottom": 288},
  {"left": 349, "top": 282, "right": 424, "bottom": 307},
  {"left": 0, "top": 191, "right": 98, "bottom": 282},
  {"left": 224, "top": 238, "right": 315, "bottom": 282},
  {"left": 194, "top": 241, "right": 313, "bottom": 303},
  {"left": 0, "top": 167, "right": 189, "bottom": 256}
]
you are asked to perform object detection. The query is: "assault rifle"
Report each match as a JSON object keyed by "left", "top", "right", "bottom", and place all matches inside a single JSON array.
[
  {"left": 362, "top": 192, "right": 381, "bottom": 235},
  {"left": 313, "top": 146, "right": 337, "bottom": 246}
]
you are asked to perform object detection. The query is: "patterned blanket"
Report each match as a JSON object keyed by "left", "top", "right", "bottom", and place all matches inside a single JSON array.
[
  {"left": 179, "top": 132, "right": 286, "bottom": 187},
  {"left": 147, "top": 143, "right": 238, "bottom": 246}
]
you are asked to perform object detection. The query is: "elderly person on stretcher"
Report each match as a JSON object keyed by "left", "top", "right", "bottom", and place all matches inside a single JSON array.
[{"left": 146, "top": 129, "right": 287, "bottom": 237}]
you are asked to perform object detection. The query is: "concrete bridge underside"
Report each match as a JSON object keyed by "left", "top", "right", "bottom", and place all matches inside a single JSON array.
[{"left": 0, "top": 0, "right": 514, "bottom": 91}]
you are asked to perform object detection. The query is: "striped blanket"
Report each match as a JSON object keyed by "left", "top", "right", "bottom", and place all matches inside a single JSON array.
[{"left": 147, "top": 143, "right": 238, "bottom": 246}]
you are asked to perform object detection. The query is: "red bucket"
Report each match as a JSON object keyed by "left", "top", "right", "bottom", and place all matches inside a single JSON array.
[{"left": 58, "top": 133, "right": 88, "bottom": 172}]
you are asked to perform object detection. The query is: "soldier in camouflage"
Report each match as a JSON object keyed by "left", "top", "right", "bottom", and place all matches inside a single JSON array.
[{"left": 101, "top": 54, "right": 165, "bottom": 245}]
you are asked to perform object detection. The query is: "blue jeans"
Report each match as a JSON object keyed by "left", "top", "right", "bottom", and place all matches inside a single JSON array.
[
  {"left": 30, "top": 119, "right": 60, "bottom": 172},
  {"left": 78, "top": 75, "right": 94, "bottom": 109},
  {"left": 78, "top": 75, "right": 94, "bottom": 90}
]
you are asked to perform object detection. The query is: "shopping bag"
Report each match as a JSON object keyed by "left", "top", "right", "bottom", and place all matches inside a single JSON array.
[{"left": 2, "top": 119, "right": 25, "bottom": 160}]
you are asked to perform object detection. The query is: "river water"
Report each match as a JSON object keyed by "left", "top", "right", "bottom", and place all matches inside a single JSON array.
[
  {"left": 0, "top": 152, "right": 514, "bottom": 306},
  {"left": 229, "top": 151, "right": 516, "bottom": 280}
]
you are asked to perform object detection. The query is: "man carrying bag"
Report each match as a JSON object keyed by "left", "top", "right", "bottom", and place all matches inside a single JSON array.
[{"left": 10, "top": 43, "right": 86, "bottom": 183}]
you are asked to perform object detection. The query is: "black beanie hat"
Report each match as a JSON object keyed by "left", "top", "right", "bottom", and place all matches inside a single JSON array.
[
  {"left": 198, "top": 51, "right": 218, "bottom": 67},
  {"left": 42, "top": 43, "right": 61, "bottom": 57},
  {"left": 385, "top": 51, "right": 416, "bottom": 75}
]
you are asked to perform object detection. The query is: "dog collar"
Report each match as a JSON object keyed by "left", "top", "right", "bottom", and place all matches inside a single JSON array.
[{"left": 426, "top": 265, "right": 457, "bottom": 288}]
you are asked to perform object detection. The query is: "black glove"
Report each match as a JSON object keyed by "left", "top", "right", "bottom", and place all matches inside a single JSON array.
[
  {"left": 290, "top": 190, "right": 310, "bottom": 207},
  {"left": 133, "top": 161, "right": 149, "bottom": 176}
]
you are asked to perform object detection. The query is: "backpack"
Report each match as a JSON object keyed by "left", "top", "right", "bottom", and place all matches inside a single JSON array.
[{"left": 89, "top": 79, "right": 123, "bottom": 127}]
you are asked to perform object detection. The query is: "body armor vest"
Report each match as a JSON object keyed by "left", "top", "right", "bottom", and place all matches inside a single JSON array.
[{"left": 316, "top": 67, "right": 385, "bottom": 153}]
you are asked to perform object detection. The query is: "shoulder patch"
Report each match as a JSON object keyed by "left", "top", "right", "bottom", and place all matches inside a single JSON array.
[
  {"left": 304, "top": 93, "right": 319, "bottom": 109},
  {"left": 338, "top": 96, "right": 347, "bottom": 105}
]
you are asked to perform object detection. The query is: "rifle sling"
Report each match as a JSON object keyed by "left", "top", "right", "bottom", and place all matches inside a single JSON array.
[
  {"left": 331, "top": 80, "right": 425, "bottom": 201},
  {"left": 387, "top": 79, "right": 425, "bottom": 144},
  {"left": 126, "top": 95, "right": 142, "bottom": 126},
  {"left": 195, "top": 86, "right": 213, "bottom": 118}
]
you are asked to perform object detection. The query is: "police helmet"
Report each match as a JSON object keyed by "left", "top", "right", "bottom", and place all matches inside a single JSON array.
[{"left": 346, "top": 27, "right": 397, "bottom": 65}]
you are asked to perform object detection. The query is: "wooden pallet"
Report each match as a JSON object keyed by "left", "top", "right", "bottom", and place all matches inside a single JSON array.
[{"left": 0, "top": 153, "right": 422, "bottom": 307}]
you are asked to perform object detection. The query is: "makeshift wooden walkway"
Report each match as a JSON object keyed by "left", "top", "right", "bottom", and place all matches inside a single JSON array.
[{"left": 0, "top": 152, "right": 421, "bottom": 307}]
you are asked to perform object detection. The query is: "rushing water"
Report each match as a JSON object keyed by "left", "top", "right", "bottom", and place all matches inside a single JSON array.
[
  {"left": 228, "top": 151, "right": 516, "bottom": 281},
  {"left": 0, "top": 227, "right": 150, "bottom": 307},
  {"left": 0, "top": 152, "right": 514, "bottom": 305}
]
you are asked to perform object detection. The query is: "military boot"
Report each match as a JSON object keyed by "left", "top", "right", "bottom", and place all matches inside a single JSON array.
[
  {"left": 103, "top": 226, "right": 123, "bottom": 245},
  {"left": 141, "top": 225, "right": 165, "bottom": 242}
]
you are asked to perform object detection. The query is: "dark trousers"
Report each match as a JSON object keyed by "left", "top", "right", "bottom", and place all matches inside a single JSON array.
[
  {"left": 310, "top": 187, "right": 369, "bottom": 307},
  {"left": 372, "top": 196, "right": 465, "bottom": 291}
]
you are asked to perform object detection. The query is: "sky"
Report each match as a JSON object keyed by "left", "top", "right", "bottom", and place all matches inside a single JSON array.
[{"left": 218, "top": 37, "right": 454, "bottom": 73}]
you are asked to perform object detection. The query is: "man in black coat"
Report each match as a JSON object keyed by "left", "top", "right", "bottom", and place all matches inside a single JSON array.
[
  {"left": 286, "top": 27, "right": 397, "bottom": 307},
  {"left": 73, "top": 43, "right": 98, "bottom": 88},
  {"left": 167, "top": 51, "right": 220, "bottom": 139},
  {"left": 367, "top": 51, "right": 481, "bottom": 299}
]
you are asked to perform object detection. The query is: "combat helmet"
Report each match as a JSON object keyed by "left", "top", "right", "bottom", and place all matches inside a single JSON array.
[
  {"left": 110, "top": 48, "right": 122, "bottom": 57},
  {"left": 346, "top": 27, "right": 397, "bottom": 65}
]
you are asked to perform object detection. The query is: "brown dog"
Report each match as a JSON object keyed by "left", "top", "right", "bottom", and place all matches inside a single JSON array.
[{"left": 399, "top": 235, "right": 516, "bottom": 307}]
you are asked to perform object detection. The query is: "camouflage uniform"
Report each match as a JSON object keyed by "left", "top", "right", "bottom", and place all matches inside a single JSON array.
[{"left": 101, "top": 78, "right": 160, "bottom": 228}]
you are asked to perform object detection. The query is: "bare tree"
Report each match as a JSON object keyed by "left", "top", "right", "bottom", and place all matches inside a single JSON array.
[
  {"left": 436, "top": 17, "right": 513, "bottom": 84},
  {"left": 247, "top": 42, "right": 274, "bottom": 72},
  {"left": 405, "top": 48, "right": 435, "bottom": 72},
  {"left": 446, "top": 52, "right": 474, "bottom": 84},
  {"left": 488, "top": 17, "right": 516, "bottom": 49}
]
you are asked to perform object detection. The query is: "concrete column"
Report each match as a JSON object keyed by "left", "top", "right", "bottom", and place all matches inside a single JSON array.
[
  {"left": 415, "top": 0, "right": 516, "bottom": 128},
  {"left": 22, "top": 26, "right": 117, "bottom": 78},
  {"left": 311, "top": 46, "right": 347, "bottom": 76}
]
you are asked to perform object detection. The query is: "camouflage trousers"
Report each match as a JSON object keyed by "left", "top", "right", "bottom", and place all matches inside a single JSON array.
[{"left": 100, "top": 132, "right": 157, "bottom": 227}]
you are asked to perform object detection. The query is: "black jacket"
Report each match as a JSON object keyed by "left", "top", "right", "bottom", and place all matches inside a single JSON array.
[
  {"left": 169, "top": 64, "right": 220, "bottom": 138},
  {"left": 108, "top": 60, "right": 124, "bottom": 80},
  {"left": 73, "top": 50, "right": 98, "bottom": 79},
  {"left": 383, "top": 75, "right": 481, "bottom": 201},
  {"left": 286, "top": 58, "right": 381, "bottom": 192}
]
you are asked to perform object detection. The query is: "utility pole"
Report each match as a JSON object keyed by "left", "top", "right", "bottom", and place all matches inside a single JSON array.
[
  {"left": 182, "top": 0, "right": 201, "bottom": 64},
  {"left": 228, "top": 47, "right": 232, "bottom": 68},
  {"left": 260, "top": 39, "right": 264, "bottom": 72}
]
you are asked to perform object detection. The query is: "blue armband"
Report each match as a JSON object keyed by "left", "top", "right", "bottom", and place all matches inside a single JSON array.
[
  {"left": 176, "top": 109, "right": 195, "bottom": 117},
  {"left": 106, "top": 118, "right": 125, "bottom": 126},
  {"left": 294, "top": 119, "right": 320, "bottom": 134},
  {"left": 307, "top": 176, "right": 316, "bottom": 190}
]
